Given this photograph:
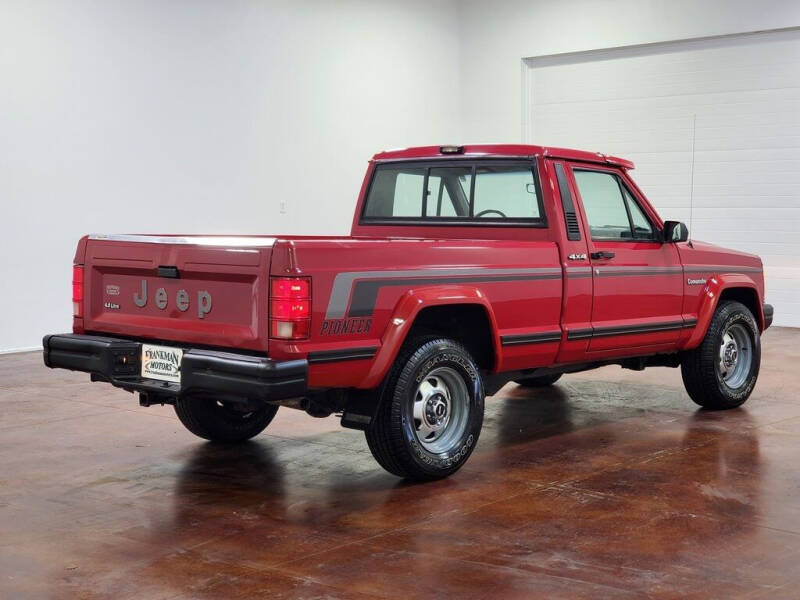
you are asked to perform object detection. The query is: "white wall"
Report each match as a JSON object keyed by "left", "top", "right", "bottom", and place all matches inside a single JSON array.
[
  {"left": 523, "top": 31, "right": 800, "bottom": 326},
  {"left": 0, "top": 0, "right": 461, "bottom": 352},
  {"left": 458, "top": 0, "right": 800, "bottom": 141}
]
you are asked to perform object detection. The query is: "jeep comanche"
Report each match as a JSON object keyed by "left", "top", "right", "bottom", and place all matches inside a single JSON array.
[{"left": 44, "top": 144, "right": 773, "bottom": 480}]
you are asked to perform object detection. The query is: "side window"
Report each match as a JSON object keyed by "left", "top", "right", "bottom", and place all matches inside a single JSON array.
[
  {"left": 473, "top": 165, "right": 540, "bottom": 218},
  {"left": 573, "top": 171, "right": 630, "bottom": 239},
  {"left": 573, "top": 170, "right": 654, "bottom": 240}
]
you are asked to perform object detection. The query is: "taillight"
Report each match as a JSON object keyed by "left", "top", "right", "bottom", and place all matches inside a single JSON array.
[
  {"left": 270, "top": 277, "right": 311, "bottom": 340},
  {"left": 72, "top": 264, "right": 84, "bottom": 318}
]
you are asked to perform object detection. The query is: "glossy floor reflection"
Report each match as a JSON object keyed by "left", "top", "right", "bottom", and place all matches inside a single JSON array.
[{"left": 2, "top": 328, "right": 799, "bottom": 598}]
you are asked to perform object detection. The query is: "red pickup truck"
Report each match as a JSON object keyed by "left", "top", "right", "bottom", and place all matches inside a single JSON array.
[{"left": 44, "top": 144, "right": 773, "bottom": 481}]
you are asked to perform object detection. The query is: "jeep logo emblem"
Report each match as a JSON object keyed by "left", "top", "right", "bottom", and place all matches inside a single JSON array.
[{"left": 133, "top": 279, "right": 212, "bottom": 319}]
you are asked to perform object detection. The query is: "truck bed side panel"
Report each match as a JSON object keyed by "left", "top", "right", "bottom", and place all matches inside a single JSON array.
[{"left": 269, "top": 238, "right": 563, "bottom": 388}]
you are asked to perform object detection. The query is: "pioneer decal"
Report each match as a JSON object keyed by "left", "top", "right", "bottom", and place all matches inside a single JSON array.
[
  {"left": 133, "top": 279, "right": 212, "bottom": 318},
  {"left": 321, "top": 317, "right": 372, "bottom": 336}
]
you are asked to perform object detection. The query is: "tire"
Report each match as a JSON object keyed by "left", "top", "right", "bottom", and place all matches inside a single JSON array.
[
  {"left": 681, "top": 300, "right": 761, "bottom": 409},
  {"left": 365, "top": 337, "right": 484, "bottom": 481},
  {"left": 515, "top": 373, "right": 562, "bottom": 388},
  {"left": 174, "top": 395, "right": 279, "bottom": 442}
]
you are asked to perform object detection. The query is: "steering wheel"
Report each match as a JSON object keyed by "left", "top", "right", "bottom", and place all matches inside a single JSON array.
[{"left": 475, "top": 209, "right": 507, "bottom": 218}]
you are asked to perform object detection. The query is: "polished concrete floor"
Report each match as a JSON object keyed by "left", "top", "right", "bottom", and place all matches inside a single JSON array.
[{"left": 1, "top": 328, "right": 799, "bottom": 599}]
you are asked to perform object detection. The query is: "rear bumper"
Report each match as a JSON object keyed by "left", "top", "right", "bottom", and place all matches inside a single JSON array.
[
  {"left": 43, "top": 333, "right": 307, "bottom": 402},
  {"left": 763, "top": 304, "right": 774, "bottom": 329}
]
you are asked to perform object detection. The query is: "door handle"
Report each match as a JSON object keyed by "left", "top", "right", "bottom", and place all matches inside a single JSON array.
[{"left": 590, "top": 251, "right": 616, "bottom": 260}]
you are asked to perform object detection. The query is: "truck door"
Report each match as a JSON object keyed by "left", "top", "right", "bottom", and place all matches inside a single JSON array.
[{"left": 567, "top": 164, "right": 684, "bottom": 353}]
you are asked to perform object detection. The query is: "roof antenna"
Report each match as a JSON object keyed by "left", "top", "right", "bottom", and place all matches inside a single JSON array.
[{"left": 687, "top": 113, "right": 696, "bottom": 248}]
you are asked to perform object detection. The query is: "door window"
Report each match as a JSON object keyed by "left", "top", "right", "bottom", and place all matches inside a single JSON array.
[
  {"left": 573, "top": 170, "right": 654, "bottom": 240},
  {"left": 622, "top": 187, "right": 654, "bottom": 239}
]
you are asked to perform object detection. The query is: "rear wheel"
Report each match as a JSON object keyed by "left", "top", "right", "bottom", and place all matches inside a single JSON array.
[
  {"left": 174, "top": 396, "right": 278, "bottom": 442},
  {"left": 365, "top": 337, "right": 484, "bottom": 481},
  {"left": 515, "top": 373, "right": 562, "bottom": 388},
  {"left": 681, "top": 301, "right": 761, "bottom": 409}
]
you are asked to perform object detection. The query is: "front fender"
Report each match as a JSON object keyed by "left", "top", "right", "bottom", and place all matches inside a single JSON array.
[
  {"left": 682, "top": 274, "right": 764, "bottom": 350},
  {"left": 358, "top": 286, "right": 500, "bottom": 389}
]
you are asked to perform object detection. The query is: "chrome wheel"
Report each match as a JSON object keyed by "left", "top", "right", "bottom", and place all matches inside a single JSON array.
[
  {"left": 718, "top": 323, "right": 752, "bottom": 389},
  {"left": 412, "top": 366, "right": 469, "bottom": 453}
]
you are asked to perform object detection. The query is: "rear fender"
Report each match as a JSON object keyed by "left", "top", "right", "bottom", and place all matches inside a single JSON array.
[
  {"left": 683, "top": 274, "right": 764, "bottom": 350},
  {"left": 358, "top": 286, "right": 500, "bottom": 389}
]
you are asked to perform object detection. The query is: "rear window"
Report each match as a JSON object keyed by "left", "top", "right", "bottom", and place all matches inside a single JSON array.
[{"left": 361, "top": 161, "right": 545, "bottom": 225}]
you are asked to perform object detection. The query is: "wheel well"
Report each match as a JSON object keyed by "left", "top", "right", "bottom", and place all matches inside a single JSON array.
[
  {"left": 406, "top": 304, "right": 495, "bottom": 370},
  {"left": 719, "top": 287, "right": 762, "bottom": 328}
]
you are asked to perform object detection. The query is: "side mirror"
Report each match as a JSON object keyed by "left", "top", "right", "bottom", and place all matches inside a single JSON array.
[{"left": 663, "top": 220, "right": 689, "bottom": 243}]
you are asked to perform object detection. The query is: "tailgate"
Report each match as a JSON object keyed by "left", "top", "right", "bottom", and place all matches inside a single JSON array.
[{"left": 81, "top": 235, "right": 274, "bottom": 352}]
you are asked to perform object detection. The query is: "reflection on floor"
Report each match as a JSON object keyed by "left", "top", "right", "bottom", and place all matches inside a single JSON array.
[{"left": 1, "top": 327, "right": 799, "bottom": 598}]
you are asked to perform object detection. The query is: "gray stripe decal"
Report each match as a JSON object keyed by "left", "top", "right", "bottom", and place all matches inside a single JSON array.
[
  {"left": 325, "top": 267, "right": 561, "bottom": 319},
  {"left": 594, "top": 266, "right": 683, "bottom": 277},
  {"left": 684, "top": 265, "right": 762, "bottom": 274},
  {"left": 573, "top": 265, "right": 760, "bottom": 279},
  {"left": 566, "top": 266, "right": 592, "bottom": 278},
  {"left": 348, "top": 273, "right": 563, "bottom": 318},
  {"left": 323, "top": 263, "right": 760, "bottom": 319}
]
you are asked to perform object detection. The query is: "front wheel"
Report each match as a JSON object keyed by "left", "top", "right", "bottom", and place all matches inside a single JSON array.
[
  {"left": 174, "top": 396, "right": 279, "bottom": 442},
  {"left": 681, "top": 301, "right": 761, "bottom": 409},
  {"left": 365, "top": 337, "right": 484, "bottom": 481}
]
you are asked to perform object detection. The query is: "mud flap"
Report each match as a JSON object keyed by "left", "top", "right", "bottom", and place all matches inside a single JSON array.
[{"left": 341, "top": 389, "right": 382, "bottom": 431}]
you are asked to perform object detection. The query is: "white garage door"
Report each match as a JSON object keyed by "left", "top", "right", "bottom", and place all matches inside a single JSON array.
[{"left": 524, "top": 30, "right": 800, "bottom": 327}]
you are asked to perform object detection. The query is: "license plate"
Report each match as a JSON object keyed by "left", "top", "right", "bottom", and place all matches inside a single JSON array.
[{"left": 141, "top": 344, "right": 183, "bottom": 384}]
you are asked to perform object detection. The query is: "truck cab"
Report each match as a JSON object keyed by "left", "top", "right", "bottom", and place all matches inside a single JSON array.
[{"left": 44, "top": 144, "right": 773, "bottom": 481}]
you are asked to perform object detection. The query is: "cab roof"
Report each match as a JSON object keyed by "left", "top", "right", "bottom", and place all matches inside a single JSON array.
[{"left": 372, "top": 144, "right": 634, "bottom": 170}]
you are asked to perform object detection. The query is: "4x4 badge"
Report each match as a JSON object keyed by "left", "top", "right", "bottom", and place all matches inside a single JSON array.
[{"left": 568, "top": 253, "right": 587, "bottom": 261}]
